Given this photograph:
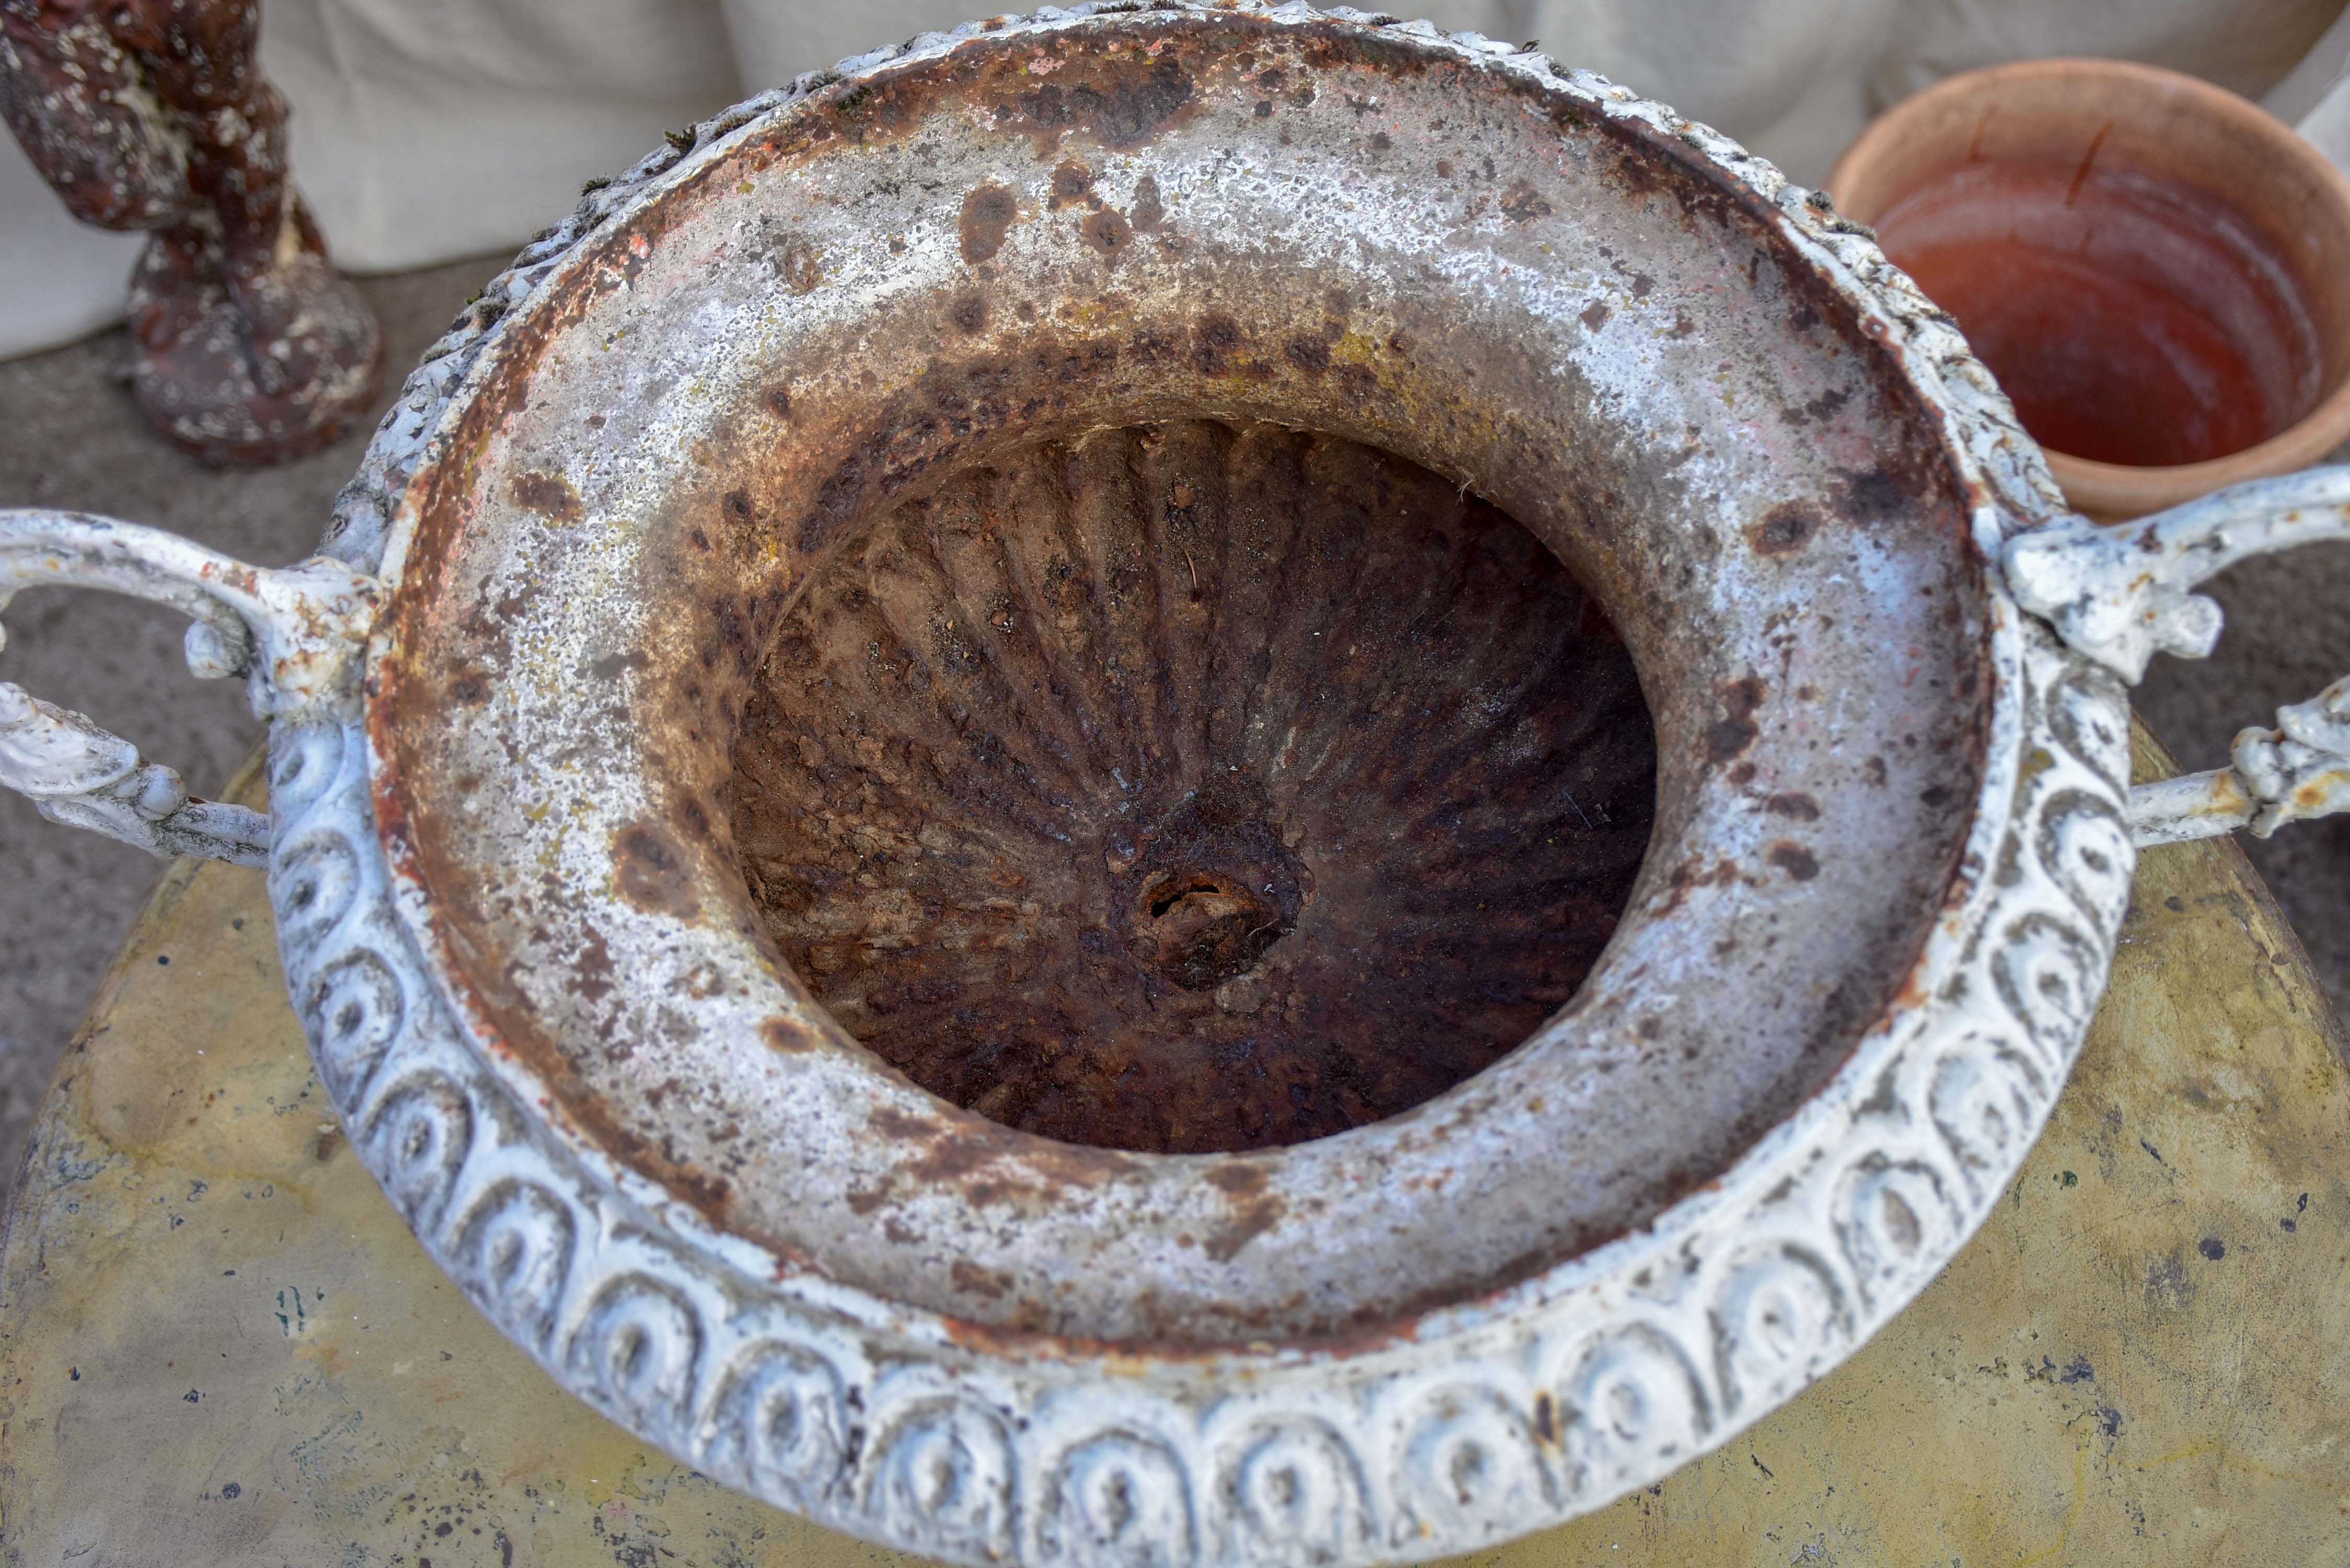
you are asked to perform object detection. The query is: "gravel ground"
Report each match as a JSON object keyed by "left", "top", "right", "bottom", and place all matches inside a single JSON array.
[{"left": 2, "top": 253, "right": 2343, "bottom": 1204}]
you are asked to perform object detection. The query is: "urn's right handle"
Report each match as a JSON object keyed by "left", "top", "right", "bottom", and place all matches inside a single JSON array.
[
  {"left": 0, "top": 510, "right": 381, "bottom": 867},
  {"left": 2003, "top": 468, "right": 2350, "bottom": 847}
]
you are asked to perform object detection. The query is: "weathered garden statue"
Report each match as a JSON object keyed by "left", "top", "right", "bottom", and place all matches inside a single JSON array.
[{"left": 0, "top": 0, "right": 377, "bottom": 464}]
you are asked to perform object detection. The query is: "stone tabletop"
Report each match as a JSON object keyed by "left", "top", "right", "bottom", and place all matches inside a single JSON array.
[{"left": 2, "top": 722, "right": 2345, "bottom": 1566}]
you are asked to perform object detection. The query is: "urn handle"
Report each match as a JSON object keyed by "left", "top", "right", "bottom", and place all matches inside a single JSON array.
[
  {"left": 2004, "top": 469, "right": 2350, "bottom": 846},
  {"left": 0, "top": 510, "right": 381, "bottom": 867}
]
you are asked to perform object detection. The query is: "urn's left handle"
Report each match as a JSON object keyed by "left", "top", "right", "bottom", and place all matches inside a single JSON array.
[{"left": 0, "top": 510, "right": 383, "bottom": 867}]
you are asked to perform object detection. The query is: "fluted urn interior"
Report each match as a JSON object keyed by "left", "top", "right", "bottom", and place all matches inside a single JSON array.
[{"left": 732, "top": 420, "right": 1656, "bottom": 1153}]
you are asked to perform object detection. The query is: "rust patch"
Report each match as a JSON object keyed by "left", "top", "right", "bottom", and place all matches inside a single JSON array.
[
  {"left": 1500, "top": 180, "right": 1553, "bottom": 222},
  {"left": 787, "top": 328, "right": 1131, "bottom": 560},
  {"left": 445, "top": 662, "right": 493, "bottom": 707},
  {"left": 857, "top": 1112, "right": 1142, "bottom": 1209},
  {"left": 898, "top": 1126, "right": 1021, "bottom": 1191},
  {"left": 1780, "top": 386, "right": 1851, "bottom": 426},
  {"left": 1748, "top": 500, "right": 1822, "bottom": 556},
  {"left": 1283, "top": 335, "right": 1331, "bottom": 374},
  {"left": 575, "top": 925, "right": 616, "bottom": 1004},
  {"left": 1840, "top": 464, "right": 1913, "bottom": 524},
  {"left": 1764, "top": 791, "right": 1822, "bottom": 821},
  {"left": 959, "top": 182, "right": 1017, "bottom": 263},
  {"left": 1049, "top": 158, "right": 1092, "bottom": 208},
  {"left": 870, "top": 1105, "right": 947, "bottom": 1141},
  {"left": 1191, "top": 313, "right": 1245, "bottom": 376},
  {"left": 669, "top": 1166, "right": 732, "bottom": 1219},
  {"left": 951, "top": 1259, "right": 1012, "bottom": 1298},
  {"left": 614, "top": 823, "right": 701, "bottom": 919},
  {"left": 765, "top": 229, "right": 823, "bottom": 294},
  {"left": 509, "top": 470, "right": 582, "bottom": 524},
  {"left": 720, "top": 489, "right": 761, "bottom": 537},
  {"left": 1297, "top": 26, "right": 1434, "bottom": 80},
  {"left": 992, "top": 52, "right": 1195, "bottom": 151},
  {"left": 1203, "top": 1193, "right": 1287, "bottom": 1263},
  {"left": 1205, "top": 1161, "right": 1271, "bottom": 1200},
  {"left": 758, "top": 1017, "right": 818, "bottom": 1054},
  {"left": 1656, "top": 856, "right": 1744, "bottom": 916},
  {"left": 1768, "top": 841, "right": 1821, "bottom": 881},
  {"left": 1130, "top": 173, "right": 1165, "bottom": 230},
  {"left": 1705, "top": 677, "right": 1766, "bottom": 765},
  {"left": 1079, "top": 206, "right": 1134, "bottom": 259}
]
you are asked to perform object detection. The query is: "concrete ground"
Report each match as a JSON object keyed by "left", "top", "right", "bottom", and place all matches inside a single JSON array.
[{"left": 2, "top": 255, "right": 2345, "bottom": 1202}]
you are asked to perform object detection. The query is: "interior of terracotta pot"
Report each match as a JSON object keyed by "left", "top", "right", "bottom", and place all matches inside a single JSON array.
[{"left": 374, "top": 13, "right": 1994, "bottom": 1345}]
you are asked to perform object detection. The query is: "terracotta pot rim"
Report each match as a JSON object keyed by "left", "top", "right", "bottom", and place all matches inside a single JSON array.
[
  {"left": 2046, "top": 405, "right": 2350, "bottom": 515},
  {"left": 1827, "top": 55, "right": 2350, "bottom": 517}
]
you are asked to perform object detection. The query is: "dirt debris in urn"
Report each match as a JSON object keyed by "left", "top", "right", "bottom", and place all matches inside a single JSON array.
[{"left": 731, "top": 420, "right": 1656, "bottom": 1153}]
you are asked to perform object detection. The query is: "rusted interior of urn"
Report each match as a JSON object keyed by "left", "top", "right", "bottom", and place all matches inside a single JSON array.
[{"left": 731, "top": 420, "right": 1656, "bottom": 1154}]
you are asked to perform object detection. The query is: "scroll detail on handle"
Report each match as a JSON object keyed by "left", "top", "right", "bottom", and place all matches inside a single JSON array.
[
  {"left": 0, "top": 509, "right": 383, "bottom": 866},
  {"left": 2003, "top": 468, "right": 2350, "bottom": 846}
]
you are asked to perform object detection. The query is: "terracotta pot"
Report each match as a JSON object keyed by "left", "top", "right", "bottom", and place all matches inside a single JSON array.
[
  {"left": 1827, "top": 58, "right": 2350, "bottom": 520},
  {"left": 1, "top": 9, "right": 2346, "bottom": 1564}
]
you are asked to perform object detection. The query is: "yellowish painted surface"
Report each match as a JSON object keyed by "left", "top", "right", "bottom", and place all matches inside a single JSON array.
[{"left": 3, "top": 724, "right": 2346, "bottom": 1566}]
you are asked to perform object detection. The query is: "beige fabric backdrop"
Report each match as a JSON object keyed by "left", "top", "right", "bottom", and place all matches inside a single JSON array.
[{"left": 2, "top": 0, "right": 2343, "bottom": 360}]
